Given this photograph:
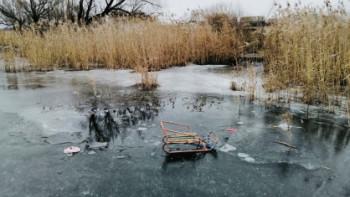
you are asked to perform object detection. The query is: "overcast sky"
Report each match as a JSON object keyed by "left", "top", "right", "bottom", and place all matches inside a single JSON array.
[{"left": 161, "top": 0, "right": 350, "bottom": 19}]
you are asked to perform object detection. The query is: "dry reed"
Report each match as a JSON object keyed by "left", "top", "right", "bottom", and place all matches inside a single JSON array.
[
  {"left": 263, "top": 3, "right": 350, "bottom": 105},
  {"left": 280, "top": 111, "right": 293, "bottom": 143},
  {"left": 0, "top": 16, "right": 244, "bottom": 72}
]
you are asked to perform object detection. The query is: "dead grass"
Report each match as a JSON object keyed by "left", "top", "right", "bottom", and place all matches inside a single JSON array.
[
  {"left": 263, "top": 3, "right": 350, "bottom": 105},
  {"left": 2, "top": 50, "right": 16, "bottom": 72},
  {"left": 0, "top": 30, "right": 16, "bottom": 47},
  {"left": 280, "top": 111, "right": 293, "bottom": 143},
  {"left": 247, "top": 66, "right": 257, "bottom": 100},
  {"left": 134, "top": 65, "right": 159, "bottom": 90},
  {"left": 0, "top": 16, "right": 244, "bottom": 72},
  {"left": 139, "top": 71, "right": 158, "bottom": 90},
  {"left": 230, "top": 81, "right": 242, "bottom": 91}
]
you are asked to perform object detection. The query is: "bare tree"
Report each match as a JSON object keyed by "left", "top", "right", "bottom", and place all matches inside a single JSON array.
[
  {"left": 77, "top": 0, "right": 96, "bottom": 25},
  {"left": 78, "top": 0, "right": 160, "bottom": 25},
  {"left": 0, "top": 0, "right": 160, "bottom": 29},
  {"left": 0, "top": 0, "right": 63, "bottom": 30},
  {"left": 19, "top": 0, "right": 61, "bottom": 23},
  {"left": 128, "top": 0, "right": 160, "bottom": 14},
  {"left": 48, "top": 1, "right": 68, "bottom": 24},
  {"left": 0, "top": 0, "right": 28, "bottom": 30}
]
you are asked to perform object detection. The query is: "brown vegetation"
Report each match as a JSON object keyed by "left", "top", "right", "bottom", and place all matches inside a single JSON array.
[
  {"left": 263, "top": 3, "right": 350, "bottom": 105},
  {"left": 230, "top": 81, "right": 242, "bottom": 91},
  {"left": 138, "top": 70, "right": 158, "bottom": 90},
  {"left": 0, "top": 16, "right": 244, "bottom": 72}
]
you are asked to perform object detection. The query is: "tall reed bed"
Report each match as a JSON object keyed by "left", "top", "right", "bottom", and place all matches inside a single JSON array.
[
  {"left": 0, "top": 30, "right": 16, "bottom": 46},
  {"left": 264, "top": 4, "right": 350, "bottom": 105},
  {"left": 0, "top": 17, "right": 244, "bottom": 72}
]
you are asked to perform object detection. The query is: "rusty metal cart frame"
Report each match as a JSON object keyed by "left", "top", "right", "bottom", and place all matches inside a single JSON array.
[{"left": 160, "top": 120, "right": 218, "bottom": 154}]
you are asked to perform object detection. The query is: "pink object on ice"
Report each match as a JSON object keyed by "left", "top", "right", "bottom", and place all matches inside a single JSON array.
[
  {"left": 226, "top": 128, "right": 238, "bottom": 132},
  {"left": 64, "top": 146, "right": 80, "bottom": 154}
]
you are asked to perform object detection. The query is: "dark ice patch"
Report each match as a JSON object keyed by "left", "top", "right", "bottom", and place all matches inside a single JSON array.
[{"left": 44, "top": 132, "right": 83, "bottom": 145}]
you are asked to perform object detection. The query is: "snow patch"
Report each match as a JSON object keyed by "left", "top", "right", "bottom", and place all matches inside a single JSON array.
[
  {"left": 238, "top": 153, "right": 249, "bottom": 158},
  {"left": 219, "top": 144, "right": 237, "bottom": 152}
]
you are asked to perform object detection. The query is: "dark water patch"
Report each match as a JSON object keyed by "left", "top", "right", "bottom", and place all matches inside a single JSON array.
[
  {"left": 6, "top": 84, "right": 18, "bottom": 90},
  {"left": 0, "top": 84, "right": 46, "bottom": 90},
  {"left": 344, "top": 188, "right": 350, "bottom": 197},
  {"left": 208, "top": 62, "right": 262, "bottom": 74},
  {"left": 44, "top": 132, "right": 83, "bottom": 145},
  {"left": 1, "top": 72, "right": 52, "bottom": 90},
  {"left": 259, "top": 104, "right": 350, "bottom": 154},
  {"left": 299, "top": 116, "right": 350, "bottom": 153},
  {"left": 23, "top": 84, "right": 46, "bottom": 89},
  {"left": 177, "top": 94, "right": 226, "bottom": 113},
  {"left": 23, "top": 76, "right": 44, "bottom": 84},
  {"left": 161, "top": 152, "right": 212, "bottom": 171},
  {"left": 5, "top": 72, "right": 18, "bottom": 90},
  {"left": 208, "top": 65, "right": 237, "bottom": 74}
]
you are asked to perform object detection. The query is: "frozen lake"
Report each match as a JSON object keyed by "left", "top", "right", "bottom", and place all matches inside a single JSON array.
[{"left": 0, "top": 64, "right": 349, "bottom": 197}]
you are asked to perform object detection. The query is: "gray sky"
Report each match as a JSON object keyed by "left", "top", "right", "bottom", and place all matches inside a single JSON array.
[{"left": 161, "top": 0, "right": 350, "bottom": 19}]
